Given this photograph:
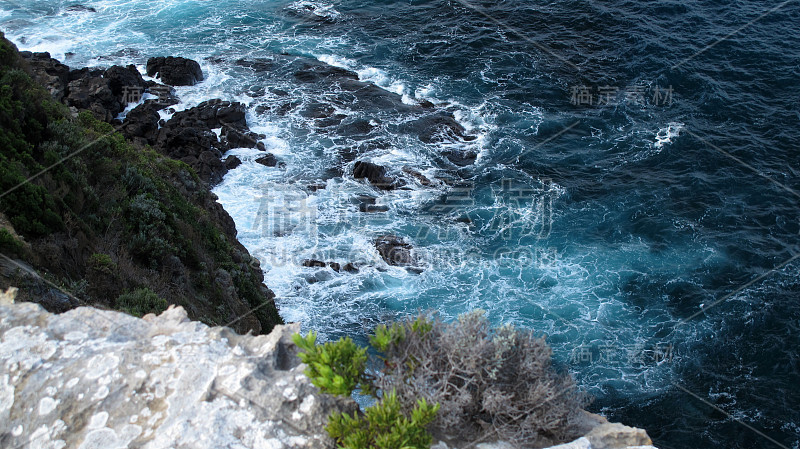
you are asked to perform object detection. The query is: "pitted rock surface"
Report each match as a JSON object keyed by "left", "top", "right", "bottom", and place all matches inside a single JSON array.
[{"left": 0, "top": 302, "right": 354, "bottom": 449}]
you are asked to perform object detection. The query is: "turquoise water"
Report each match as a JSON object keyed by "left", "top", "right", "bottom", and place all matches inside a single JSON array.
[{"left": 3, "top": 1, "right": 799, "bottom": 447}]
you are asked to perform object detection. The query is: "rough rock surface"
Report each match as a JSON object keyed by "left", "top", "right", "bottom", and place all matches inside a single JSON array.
[
  {"left": 154, "top": 99, "right": 267, "bottom": 185},
  {"left": 146, "top": 56, "right": 204, "bottom": 86},
  {"left": 0, "top": 301, "right": 354, "bottom": 449}
]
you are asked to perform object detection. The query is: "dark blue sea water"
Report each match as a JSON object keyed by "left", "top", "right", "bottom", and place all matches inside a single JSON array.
[{"left": 2, "top": 1, "right": 799, "bottom": 447}]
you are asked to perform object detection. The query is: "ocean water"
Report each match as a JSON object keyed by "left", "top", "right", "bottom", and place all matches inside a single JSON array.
[{"left": 3, "top": 1, "right": 799, "bottom": 447}]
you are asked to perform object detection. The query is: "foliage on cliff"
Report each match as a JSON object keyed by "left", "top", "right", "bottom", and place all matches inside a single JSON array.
[
  {"left": 0, "top": 33, "right": 281, "bottom": 334},
  {"left": 295, "top": 311, "right": 588, "bottom": 449}
]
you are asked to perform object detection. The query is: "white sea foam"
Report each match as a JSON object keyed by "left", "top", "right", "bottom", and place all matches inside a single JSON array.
[{"left": 654, "top": 122, "right": 684, "bottom": 148}]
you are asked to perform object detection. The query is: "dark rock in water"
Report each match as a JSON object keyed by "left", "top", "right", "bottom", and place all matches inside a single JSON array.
[
  {"left": 146, "top": 83, "right": 180, "bottom": 107},
  {"left": 104, "top": 64, "right": 147, "bottom": 99},
  {"left": 442, "top": 149, "right": 478, "bottom": 167},
  {"left": 375, "top": 235, "right": 418, "bottom": 268},
  {"left": 224, "top": 155, "right": 242, "bottom": 170},
  {"left": 235, "top": 57, "right": 273, "bottom": 72},
  {"left": 328, "top": 262, "right": 341, "bottom": 272},
  {"left": 307, "top": 183, "right": 326, "bottom": 192},
  {"left": 154, "top": 99, "right": 264, "bottom": 184},
  {"left": 65, "top": 4, "right": 96, "bottom": 13},
  {"left": 294, "top": 61, "right": 359, "bottom": 83},
  {"left": 19, "top": 51, "right": 70, "bottom": 102},
  {"left": 65, "top": 68, "right": 123, "bottom": 122},
  {"left": 315, "top": 114, "right": 347, "bottom": 128},
  {"left": 255, "top": 154, "right": 280, "bottom": 167},
  {"left": 222, "top": 126, "right": 264, "bottom": 149},
  {"left": 337, "top": 118, "right": 376, "bottom": 137},
  {"left": 146, "top": 56, "right": 204, "bottom": 86},
  {"left": 353, "top": 161, "right": 404, "bottom": 191},
  {"left": 300, "top": 102, "right": 336, "bottom": 118},
  {"left": 121, "top": 101, "right": 161, "bottom": 144},
  {"left": 302, "top": 259, "right": 327, "bottom": 268},
  {"left": 342, "top": 263, "right": 359, "bottom": 273},
  {"left": 402, "top": 167, "right": 434, "bottom": 187},
  {"left": 408, "top": 112, "right": 476, "bottom": 144}
]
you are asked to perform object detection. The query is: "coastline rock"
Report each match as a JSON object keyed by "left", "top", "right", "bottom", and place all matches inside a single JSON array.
[
  {"left": 375, "top": 235, "right": 417, "bottom": 267},
  {"left": 104, "top": 64, "right": 147, "bottom": 98},
  {"left": 0, "top": 302, "right": 355, "bottom": 449},
  {"left": 353, "top": 161, "right": 404, "bottom": 190},
  {"left": 255, "top": 153, "right": 280, "bottom": 167},
  {"left": 155, "top": 100, "right": 264, "bottom": 184},
  {"left": 19, "top": 51, "right": 69, "bottom": 101},
  {"left": 146, "top": 56, "right": 204, "bottom": 86},
  {"left": 64, "top": 68, "right": 123, "bottom": 121}
]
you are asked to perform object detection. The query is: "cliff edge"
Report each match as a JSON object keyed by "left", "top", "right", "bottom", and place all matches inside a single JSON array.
[{"left": 0, "top": 294, "right": 656, "bottom": 449}]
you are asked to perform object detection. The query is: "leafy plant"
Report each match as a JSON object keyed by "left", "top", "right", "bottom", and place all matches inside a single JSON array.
[
  {"left": 326, "top": 390, "right": 439, "bottom": 449},
  {"left": 293, "top": 331, "right": 368, "bottom": 396},
  {"left": 116, "top": 287, "right": 167, "bottom": 317}
]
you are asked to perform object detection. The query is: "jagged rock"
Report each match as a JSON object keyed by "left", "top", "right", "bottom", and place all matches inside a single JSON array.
[
  {"left": 353, "top": 161, "right": 404, "bottom": 190},
  {"left": 65, "top": 68, "right": 123, "bottom": 121},
  {"left": 0, "top": 302, "right": 356, "bottom": 449},
  {"left": 584, "top": 422, "right": 654, "bottom": 449},
  {"left": 357, "top": 195, "right": 389, "bottom": 213},
  {"left": 255, "top": 154, "right": 280, "bottom": 167},
  {"left": 146, "top": 56, "right": 204, "bottom": 86},
  {"left": 0, "top": 258, "right": 80, "bottom": 313},
  {"left": 375, "top": 235, "right": 418, "bottom": 268},
  {"left": 19, "top": 51, "right": 69, "bottom": 101},
  {"left": 155, "top": 100, "right": 262, "bottom": 185},
  {"left": 224, "top": 155, "right": 242, "bottom": 170},
  {"left": 120, "top": 100, "right": 162, "bottom": 144},
  {"left": 402, "top": 167, "right": 435, "bottom": 186},
  {"left": 408, "top": 112, "right": 477, "bottom": 144},
  {"left": 104, "top": 64, "right": 147, "bottom": 98}
]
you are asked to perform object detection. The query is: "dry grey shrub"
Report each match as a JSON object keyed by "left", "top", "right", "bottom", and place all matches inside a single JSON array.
[{"left": 372, "top": 310, "right": 588, "bottom": 448}]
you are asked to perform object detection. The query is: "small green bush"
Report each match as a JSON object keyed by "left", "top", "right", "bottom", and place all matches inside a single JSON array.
[
  {"left": 293, "top": 331, "right": 368, "bottom": 396},
  {"left": 326, "top": 390, "right": 439, "bottom": 449},
  {"left": 0, "top": 228, "right": 23, "bottom": 256},
  {"left": 88, "top": 253, "right": 115, "bottom": 273},
  {"left": 116, "top": 287, "right": 167, "bottom": 317}
]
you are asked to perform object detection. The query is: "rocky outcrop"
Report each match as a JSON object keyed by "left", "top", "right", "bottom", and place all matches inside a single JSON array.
[
  {"left": 19, "top": 51, "right": 70, "bottom": 101},
  {"left": 154, "top": 100, "right": 267, "bottom": 185},
  {"left": 146, "top": 56, "right": 204, "bottom": 86},
  {"left": 0, "top": 297, "right": 656, "bottom": 449},
  {"left": 353, "top": 161, "right": 404, "bottom": 191},
  {"left": 0, "top": 301, "right": 354, "bottom": 449},
  {"left": 375, "top": 235, "right": 418, "bottom": 268}
]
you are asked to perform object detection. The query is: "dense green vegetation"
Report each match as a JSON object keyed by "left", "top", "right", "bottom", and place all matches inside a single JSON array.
[{"left": 0, "top": 33, "right": 281, "bottom": 333}]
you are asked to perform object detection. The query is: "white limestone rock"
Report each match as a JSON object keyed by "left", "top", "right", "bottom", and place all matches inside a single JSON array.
[{"left": 0, "top": 302, "right": 354, "bottom": 449}]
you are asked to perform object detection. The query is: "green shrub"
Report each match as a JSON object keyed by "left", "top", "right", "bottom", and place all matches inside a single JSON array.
[
  {"left": 326, "top": 390, "right": 439, "bottom": 449},
  {"left": 87, "top": 253, "right": 116, "bottom": 276},
  {"left": 116, "top": 287, "right": 167, "bottom": 317},
  {"left": 293, "top": 331, "right": 368, "bottom": 396},
  {"left": 0, "top": 228, "right": 23, "bottom": 256}
]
